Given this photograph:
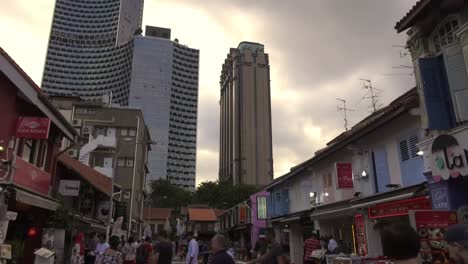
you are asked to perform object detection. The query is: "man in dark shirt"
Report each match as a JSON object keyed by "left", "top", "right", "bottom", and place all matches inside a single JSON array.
[
  {"left": 154, "top": 231, "right": 173, "bottom": 264},
  {"left": 247, "top": 229, "right": 287, "bottom": 264},
  {"left": 210, "top": 234, "right": 235, "bottom": 264}
]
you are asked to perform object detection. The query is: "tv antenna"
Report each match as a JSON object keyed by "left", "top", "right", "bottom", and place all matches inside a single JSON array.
[
  {"left": 392, "top": 45, "right": 410, "bottom": 58},
  {"left": 336, "top": 98, "right": 354, "bottom": 131},
  {"left": 360, "top": 79, "right": 381, "bottom": 113}
]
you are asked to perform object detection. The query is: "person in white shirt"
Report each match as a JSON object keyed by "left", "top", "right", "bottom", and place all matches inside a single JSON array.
[
  {"left": 186, "top": 232, "right": 199, "bottom": 264},
  {"left": 94, "top": 234, "right": 110, "bottom": 263}
]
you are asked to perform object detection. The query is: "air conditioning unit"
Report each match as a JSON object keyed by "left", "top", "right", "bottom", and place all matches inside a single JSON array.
[
  {"left": 82, "top": 126, "right": 92, "bottom": 134},
  {"left": 67, "top": 149, "right": 78, "bottom": 158},
  {"left": 71, "top": 119, "right": 82, "bottom": 127}
]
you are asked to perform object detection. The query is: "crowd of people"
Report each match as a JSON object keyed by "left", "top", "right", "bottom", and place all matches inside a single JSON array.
[{"left": 68, "top": 230, "right": 238, "bottom": 264}]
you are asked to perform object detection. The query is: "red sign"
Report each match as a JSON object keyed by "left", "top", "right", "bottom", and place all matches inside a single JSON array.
[
  {"left": 368, "top": 196, "right": 432, "bottom": 219},
  {"left": 411, "top": 211, "right": 458, "bottom": 263},
  {"left": 239, "top": 205, "right": 247, "bottom": 224},
  {"left": 354, "top": 214, "right": 368, "bottom": 256},
  {"left": 16, "top": 117, "right": 51, "bottom": 139},
  {"left": 13, "top": 156, "right": 51, "bottom": 196},
  {"left": 336, "top": 163, "right": 353, "bottom": 189}
]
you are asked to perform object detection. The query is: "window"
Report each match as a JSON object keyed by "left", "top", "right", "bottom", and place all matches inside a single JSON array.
[
  {"left": 129, "top": 129, "right": 136, "bottom": 137},
  {"left": 431, "top": 17, "right": 459, "bottom": 53},
  {"left": 120, "top": 128, "right": 128, "bottom": 136},
  {"left": 21, "top": 139, "right": 38, "bottom": 163},
  {"left": 126, "top": 158, "right": 134, "bottom": 167},
  {"left": 36, "top": 140, "right": 49, "bottom": 169},
  {"left": 117, "top": 158, "right": 126, "bottom": 167}
]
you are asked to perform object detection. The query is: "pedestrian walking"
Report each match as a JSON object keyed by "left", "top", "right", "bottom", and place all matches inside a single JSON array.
[
  {"left": 86, "top": 232, "right": 99, "bottom": 264},
  {"left": 71, "top": 232, "right": 85, "bottom": 264},
  {"left": 122, "top": 237, "right": 138, "bottom": 264},
  {"left": 154, "top": 230, "right": 173, "bottom": 264},
  {"left": 379, "top": 223, "right": 420, "bottom": 264},
  {"left": 445, "top": 224, "right": 468, "bottom": 264},
  {"left": 247, "top": 229, "right": 287, "bottom": 264},
  {"left": 304, "top": 232, "right": 320, "bottom": 264},
  {"left": 136, "top": 236, "right": 153, "bottom": 264},
  {"left": 95, "top": 234, "right": 110, "bottom": 263},
  {"left": 209, "top": 234, "right": 235, "bottom": 264},
  {"left": 185, "top": 232, "right": 199, "bottom": 264},
  {"left": 97, "top": 235, "right": 123, "bottom": 264}
]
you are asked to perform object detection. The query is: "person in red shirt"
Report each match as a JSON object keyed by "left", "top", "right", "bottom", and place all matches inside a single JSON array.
[{"left": 304, "top": 232, "right": 321, "bottom": 264}]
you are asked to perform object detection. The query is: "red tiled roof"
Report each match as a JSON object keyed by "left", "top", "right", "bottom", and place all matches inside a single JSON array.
[
  {"left": 188, "top": 208, "right": 217, "bottom": 222},
  {"left": 144, "top": 208, "right": 172, "bottom": 220},
  {"left": 395, "top": 0, "right": 431, "bottom": 33},
  {"left": 58, "top": 154, "right": 112, "bottom": 196}
]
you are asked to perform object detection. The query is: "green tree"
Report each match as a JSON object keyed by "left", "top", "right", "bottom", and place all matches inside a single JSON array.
[
  {"left": 150, "top": 179, "right": 192, "bottom": 208},
  {"left": 193, "top": 180, "right": 260, "bottom": 209}
]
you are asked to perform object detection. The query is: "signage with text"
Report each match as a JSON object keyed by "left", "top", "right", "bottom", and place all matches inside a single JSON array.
[
  {"left": 354, "top": 214, "right": 367, "bottom": 257},
  {"left": 13, "top": 156, "right": 51, "bottom": 196},
  {"left": 336, "top": 162, "right": 354, "bottom": 189},
  {"left": 368, "top": 196, "right": 432, "bottom": 219},
  {"left": 58, "top": 180, "right": 80, "bottom": 196},
  {"left": 431, "top": 134, "right": 468, "bottom": 182},
  {"left": 16, "top": 117, "right": 51, "bottom": 139},
  {"left": 257, "top": 196, "right": 267, "bottom": 220}
]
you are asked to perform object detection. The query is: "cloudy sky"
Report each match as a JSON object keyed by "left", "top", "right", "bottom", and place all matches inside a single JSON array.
[{"left": 0, "top": 0, "right": 417, "bottom": 185}]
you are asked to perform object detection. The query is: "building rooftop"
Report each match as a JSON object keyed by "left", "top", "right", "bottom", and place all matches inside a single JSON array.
[
  {"left": 188, "top": 208, "right": 217, "bottom": 222},
  {"left": 144, "top": 208, "right": 172, "bottom": 220}
]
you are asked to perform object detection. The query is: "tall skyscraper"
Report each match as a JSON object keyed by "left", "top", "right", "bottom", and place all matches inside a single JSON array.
[
  {"left": 219, "top": 42, "right": 273, "bottom": 186},
  {"left": 129, "top": 26, "right": 199, "bottom": 191},
  {"left": 41, "top": 0, "right": 144, "bottom": 105}
]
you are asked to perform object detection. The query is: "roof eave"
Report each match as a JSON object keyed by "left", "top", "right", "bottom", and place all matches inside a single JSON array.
[{"left": 395, "top": 0, "right": 432, "bottom": 33}]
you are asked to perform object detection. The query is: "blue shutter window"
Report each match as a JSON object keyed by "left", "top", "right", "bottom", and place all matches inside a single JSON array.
[
  {"left": 399, "top": 135, "right": 425, "bottom": 186},
  {"left": 418, "top": 56, "right": 456, "bottom": 130}
]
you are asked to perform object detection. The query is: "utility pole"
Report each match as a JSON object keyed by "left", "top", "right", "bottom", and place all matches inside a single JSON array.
[
  {"left": 360, "top": 79, "right": 380, "bottom": 113},
  {"left": 336, "top": 98, "right": 354, "bottom": 131}
]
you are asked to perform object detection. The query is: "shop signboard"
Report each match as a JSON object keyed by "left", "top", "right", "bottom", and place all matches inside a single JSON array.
[
  {"left": 257, "top": 196, "right": 267, "bottom": 220},
  {"left": 336, "top": 162, "right": 354, "bottom": 189},
  {"left": 12, "top": 156, "right": 51, "bottom": 196},
  {"left": 409, "top": 210, "right": 458, "bottom": 264},
  {"left": 368, "top": 196, "right": 432, "bottom": 219},
  {"left": 16, "top": 117, "right": 51, "bottom": 139},
  {"left": 239, "top": 205, "right": 247, "bottom": 224},
  {"left": 430, "top": 133, "right": 468, "bottom": 182},
  {"left": 58, "top": 180, "right": 80, "bottom": 196},
  {"left": 354, "top": 214, "right": 367, "bottom": 257},
  {"left": 429, "top": 182, "right": 450, "bottom": 210}
]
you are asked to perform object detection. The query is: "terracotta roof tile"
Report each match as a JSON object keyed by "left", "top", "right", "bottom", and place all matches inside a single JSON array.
[
  {"left": 58, "top": 154, "right": 112, "bottom": 196},
  {"left": 214, "top": 209, "right": 227, "bottom": 217},
  {"left": 144, "top": 208, "right": 172, "bottom": 220},
  {"left": 188, "top": 208, "right": 217, "bottom": 222}
]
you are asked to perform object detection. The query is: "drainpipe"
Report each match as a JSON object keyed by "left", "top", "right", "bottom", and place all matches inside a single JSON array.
[{"left": 128, "top": 115, "right": 140, "bottom": 237}]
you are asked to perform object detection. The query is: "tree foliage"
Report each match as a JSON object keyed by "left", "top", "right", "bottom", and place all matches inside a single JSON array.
[
  {"left": 149, "top": 179, "right": 260, "bottom": 210},
  {"left": 193, "top": 180, "right": 260, "bottom": 209},
  {"left": 150, "top": 179, "right": 192, "bottom": 208}
]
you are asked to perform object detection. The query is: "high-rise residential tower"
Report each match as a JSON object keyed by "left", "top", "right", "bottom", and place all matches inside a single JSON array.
[
  {"left": 219, "top": 42, "right": 273, "bottom": 186},
  {"left": 41, "top": 0, "right": 144, "bottom": 105},
  {"left": 129, "top": 26, "right": 199, "bottom": 191}
]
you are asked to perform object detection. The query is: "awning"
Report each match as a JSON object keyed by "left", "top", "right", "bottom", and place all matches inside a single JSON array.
[
  {"left": 15, "top": 188, "right": 59, "bottom": 211},
  {"left": 79, "top": 216, "right": 107, "bottom": 230}
]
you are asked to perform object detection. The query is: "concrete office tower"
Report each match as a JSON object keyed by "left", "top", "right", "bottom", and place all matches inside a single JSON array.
[
  {"left": 41, "top": 0, "right": 144, "bottom": 105},
  {"left": 219, "top": 42, "right": 273, "bottom": 186},
  {"left": 129, "top": 26, "right": 199, "bottom": 191}
]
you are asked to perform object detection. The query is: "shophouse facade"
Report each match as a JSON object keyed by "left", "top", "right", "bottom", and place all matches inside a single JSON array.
[{"left": 265, "top": 88, "right": 432, "bottom": 264}]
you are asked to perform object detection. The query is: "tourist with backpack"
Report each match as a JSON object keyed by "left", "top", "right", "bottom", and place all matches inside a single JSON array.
[{"left": 136, "top": 236, "right": 153, "bottom": 264}]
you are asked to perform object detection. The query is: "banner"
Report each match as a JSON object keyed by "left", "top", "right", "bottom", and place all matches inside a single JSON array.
[
  {"left": 257, "top": 196, "right": 267, "bottom": 220},
  {"left": 239, "top": 205, "right": 247, "bottom": 224},
  {"left": 336, "top": 163, "right": 353, "bottom": 189},
  {"left": 354, "top": 214, "right": 367, "bottom": 256},
  {"left": 16, "top": 117, "right": 51, "bottom": 139}
]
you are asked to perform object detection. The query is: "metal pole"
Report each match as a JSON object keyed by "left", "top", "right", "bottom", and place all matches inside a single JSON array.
[
  {"left": 106, "top": 139, "right": 120, "bottom": 241},
  {"left": 128, "top": 116, "right": 140, "bottom": 237}
]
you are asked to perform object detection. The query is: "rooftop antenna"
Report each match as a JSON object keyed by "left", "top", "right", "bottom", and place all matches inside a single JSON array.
[
  {"left": 360, "top": 79, "right": 381, "bottom": 113},
  {"left": 392, "top": 45, "right": 410, "bottom": 58},
  {"left": 336, "top": 98, "right": 354, "bottom": 131}
]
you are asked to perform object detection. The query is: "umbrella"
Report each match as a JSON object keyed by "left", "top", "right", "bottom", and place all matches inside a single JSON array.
[{"left": 432, "top": 134, "right": 459, "bottom": 153}]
